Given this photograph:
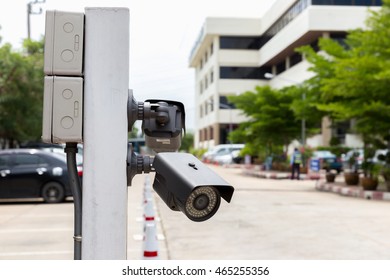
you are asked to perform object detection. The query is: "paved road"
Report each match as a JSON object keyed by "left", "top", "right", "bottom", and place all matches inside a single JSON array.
[
  {"left": 157, "top": 165, "right": 390, "bottom": 259},
  {"left": 1, "top": 165, "right": 390, "bottom": 260}
]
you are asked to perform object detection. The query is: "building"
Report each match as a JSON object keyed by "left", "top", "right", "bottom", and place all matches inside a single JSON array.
[{"left": 189, "top": 0, "right": 382, "bottom": 149}]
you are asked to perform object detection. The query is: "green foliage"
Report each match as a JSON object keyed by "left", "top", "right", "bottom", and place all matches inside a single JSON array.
[
  {"left": 189, "top": 147, "right": 207, "bottom": 159},
  {"left": 0, "top": 38, "right": 44, "bottom": 146},
  {"left": 298, "top": 1, "right": 390, "bottom": 148},
  {"left": 128, "top": 126, "right": 139, "bottom": 139},
  {"left": 180, "top": 132, "right": 194, "bottom": 152},
  {"left": 228, "top": 86, "right": 302, "bottom": 157}
]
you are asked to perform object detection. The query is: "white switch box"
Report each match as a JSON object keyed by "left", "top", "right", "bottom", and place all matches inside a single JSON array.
[
  {"left": 42, "top": 76, "right": 83, "bottom": 144},
  {"left": 44, "top": 10, "right": 84, "bottom": 76}
]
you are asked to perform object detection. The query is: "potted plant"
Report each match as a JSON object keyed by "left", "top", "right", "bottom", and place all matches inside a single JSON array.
[
  {"left": 360, "top": 147, "right": 378, "bottom": 190},
  {"left": 344, "top": 151, "right": 360, "bottom": 186},
  {"left": 322, "top": 161, "right": 336, "bottom": 183},
  {"left": 361, "top": 161, "right": 379, "bottom": 190}
]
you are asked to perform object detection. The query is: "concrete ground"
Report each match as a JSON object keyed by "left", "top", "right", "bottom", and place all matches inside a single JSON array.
[{"left": 0, "top": 165, "right": 390, "bottom": 260}]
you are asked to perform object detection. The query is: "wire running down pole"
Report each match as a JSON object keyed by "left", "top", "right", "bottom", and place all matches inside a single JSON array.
[{"left": 65, "top": 143, "right": 82, "bottom": 260}]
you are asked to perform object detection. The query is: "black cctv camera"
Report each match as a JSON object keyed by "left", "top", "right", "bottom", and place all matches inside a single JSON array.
[
  {"left": 152, "top": 152, "right": 234, "bottom": 222},
  {"left": 142, "top": 99, "right": 185, "bottom": 153},
  {"left": 128, "top": 90, "right": 185, "bottom": 153}
]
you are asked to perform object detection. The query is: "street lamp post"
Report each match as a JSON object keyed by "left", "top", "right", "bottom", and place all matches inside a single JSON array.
[
  {"left": 265, "top": 72, "right": 306, "bottom": 146},
  {"left": 27, "top": 0, "right": 45, "bottom": 40}
]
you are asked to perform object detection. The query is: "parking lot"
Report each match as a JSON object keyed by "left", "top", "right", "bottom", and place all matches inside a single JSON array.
[{"left": 1, "top": 165, "right": 390, "bottom": 260}]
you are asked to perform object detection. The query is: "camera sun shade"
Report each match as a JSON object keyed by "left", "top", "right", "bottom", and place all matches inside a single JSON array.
[{"left": 152, "top": 153, "right": 234, "bottom": 222}]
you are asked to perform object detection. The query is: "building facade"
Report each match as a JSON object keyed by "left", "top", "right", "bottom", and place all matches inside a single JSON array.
[{"left": 189, "top": 0, "right": 382, "bottom": 149}]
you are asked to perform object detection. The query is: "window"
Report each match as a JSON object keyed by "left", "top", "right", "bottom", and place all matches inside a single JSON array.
[
  {"left": 219, "top": 96, "right": 236, "bottom": 109},
  {"left": 310, "top": 39, "right": 320, "bottom": 52},
  {"left": 204, "top": 128, "right": 208, "bottom": 141},
  {"left": 312, "top": 0, "right": 381, "bottom": 5},
  {"left": 0, "top": 155, "right": 10, "bottom": 168},
  {"left": 14, "top": 154, "right": 40, "bottom": 166},
  {"left": 276, "top": 61, "right": 286, "bottom": 75},
  {"left": 210, "top": 42, "right": 214, "bottom": 55},
  {"left": 210, "top": 98, "right": 214, "bottom": 112},
  {"left": 220, "top": 36, "right": 261, "bottom": 50},
  {"left": 210, "top": 126, "right": 214, "bottom": 140},
  {"left": 260, "top": 0, "right": 381, "bottom": 50},
  {"left": 200, "top": 105, "right": 203, "bottom": 118},
  {"left": 210, "top": 70, "right": 214, "bottom": 84},
  {"left": 205, "top": 76, "right": 208, "bottom": 89},
  {"left": 220, "top": 66, "right": 271, "bottom": 79},
  {"left": 199, "top": 81, "right": 203, "bottom": 94},
  {"left": 199, "top": 130, "right": 203, "bottom": 142},
  {"left": 330, "top": 32, "right": 348, "bottom": 48},
  {"left": 290, "top": 52, "right": 303, "bottom": 67},
  {"left": 262, "top": 0, "right": 310, "bottom": 48}
]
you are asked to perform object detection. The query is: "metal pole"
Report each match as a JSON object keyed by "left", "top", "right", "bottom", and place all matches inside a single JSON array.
[
  {"left": 301, "top": 92, "right": 306, "bottom": 146},
  {"left": 27, "top": 3, "right": 31, "bottom": 39},
  {"left": 27, "top": 0, "right": 45, "bottom": 40},
  {"left": 82, "top": 7, "right": 129, "bottom": 260}
]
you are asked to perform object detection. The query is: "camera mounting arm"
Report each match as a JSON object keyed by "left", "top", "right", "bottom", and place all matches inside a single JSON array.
[{"left": 126, "top": 143, "right": 154, "bottom": 186}]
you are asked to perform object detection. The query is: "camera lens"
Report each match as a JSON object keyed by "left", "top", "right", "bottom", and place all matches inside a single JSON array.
[
  {"left": 193, "top": 194, "right": 209, "bottom": 210},
  {"left": 184, "top": 186, "right": 221, "bottom": 222}
]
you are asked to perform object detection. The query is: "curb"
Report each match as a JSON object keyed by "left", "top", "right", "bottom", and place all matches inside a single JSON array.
[
  {"left": 241, "top": 168, "right": 321, "bottom": 181},
  {"left": 315, "top": 180, "right": 390, "bottom": 201}
]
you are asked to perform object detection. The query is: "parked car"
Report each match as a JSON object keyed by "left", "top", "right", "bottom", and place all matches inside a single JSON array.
[
  {"left": 202, "top": 144, "right": 244, "bottom": 164},
  {"left": 0, "top": 149, "right": 79, "bottom": 203},
  {"left": 313, "top": 150, "right": 343, "bottom": 173},
  {"left": 341, "top": 148, "right": 364, "bottom": 171},
  {"left": 372, "top": 149, "right": 389, "bottom": 164}
]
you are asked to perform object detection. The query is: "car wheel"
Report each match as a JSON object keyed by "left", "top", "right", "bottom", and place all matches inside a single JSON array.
[{"left": 41, "top": 182, "right": 65, "bottom": 203}]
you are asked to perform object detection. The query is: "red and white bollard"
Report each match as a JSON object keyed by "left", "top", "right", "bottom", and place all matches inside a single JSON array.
[{"left": 142, "top": 223, "right": 159, "bottom": 259}]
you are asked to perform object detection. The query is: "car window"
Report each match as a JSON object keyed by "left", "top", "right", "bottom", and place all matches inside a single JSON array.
[
  {"left": 0, "top": 155, "right": 11, "bottom": 168},
  {"left": 14, "top": 154, "right": 40, "bottom": 166}
]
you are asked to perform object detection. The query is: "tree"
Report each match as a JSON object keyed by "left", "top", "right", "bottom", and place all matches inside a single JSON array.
[
  {"left": 228, "top": 86, "right": 302, "bottom": 158},
  {"left": 298, "top": 0, "right": 390, "bottom": 148},
  {"left": 180, "top": 132, "right": 194, "bottom": 152},
  {"left": 0, "top": 38, "right": 44, "bottom": 147}
]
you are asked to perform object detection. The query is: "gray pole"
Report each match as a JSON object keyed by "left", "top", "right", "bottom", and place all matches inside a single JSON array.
[
  {"left": 27, "top": 0, "right": 45, "bottom": 40},
  {"left": 301, "top": 92, "right": 306, "bottom": 146},
  {"left": 27, "top": 3, "right": 31, "bottom": 39}
]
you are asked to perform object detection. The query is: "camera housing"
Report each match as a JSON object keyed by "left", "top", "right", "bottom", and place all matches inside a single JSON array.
[
  {"left": 152, "top": 152, "right": 234, "bottom": 222},
  {"left": 127, "top": 90, "right": 185, "bottom": 153},
  {"left": 142, "top": 99, "right": 185, "bottom": 153}
]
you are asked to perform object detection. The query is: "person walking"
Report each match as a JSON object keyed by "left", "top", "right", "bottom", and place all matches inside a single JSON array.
[{"left": 291, "top": 148, "right": 302, "bottom": 180}]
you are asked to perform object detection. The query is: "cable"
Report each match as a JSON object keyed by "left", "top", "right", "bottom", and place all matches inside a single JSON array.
[{"left": 65, "top": 143, "right": 82, "bottom": 260}]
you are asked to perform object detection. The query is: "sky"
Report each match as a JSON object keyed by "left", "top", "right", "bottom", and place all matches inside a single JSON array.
[{"left": 0, "top": 0, "right": 277, "bottom": 131}]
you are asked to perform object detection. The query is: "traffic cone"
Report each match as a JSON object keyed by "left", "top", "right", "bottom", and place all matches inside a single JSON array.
[
  {"left": 142, "top": 223, "right": 159, "bottom": 259},
  {"left": 144, "top": 198, "right": 156, "bottom": 222},
  {"left": 142, "top": 177, "right": 153, "bottom": 205},
  {"left": 144, "top": 175, "right": 151, "bottom": 187}
]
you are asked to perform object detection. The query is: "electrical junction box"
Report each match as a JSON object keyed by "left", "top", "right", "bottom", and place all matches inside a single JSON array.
[
  {"left": 44, "top": 10, "right": 84, "bottom": 76},
  {"left": 42, "top": 76, "right": 83, "bottom": 144}
]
